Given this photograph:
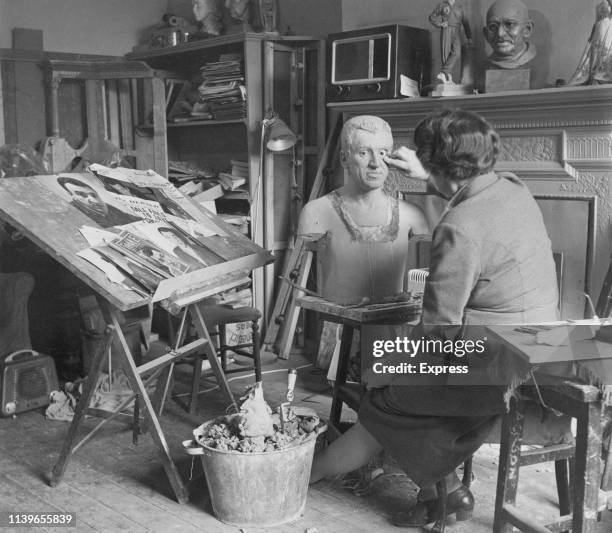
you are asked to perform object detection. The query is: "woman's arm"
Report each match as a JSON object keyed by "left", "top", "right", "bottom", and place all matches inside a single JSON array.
[
  {"left": 384, "top": 147, "right": 430, "bottom": 180},
  {"left": 421, "top": 222, "right": 480, "bottom": 326}
]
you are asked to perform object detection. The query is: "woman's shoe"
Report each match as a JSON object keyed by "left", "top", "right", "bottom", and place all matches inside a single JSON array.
[{"left": 392, "top": 484, "right": 474, "bottom": 527}]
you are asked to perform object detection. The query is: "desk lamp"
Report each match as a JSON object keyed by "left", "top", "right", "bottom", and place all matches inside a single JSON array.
[
  {"left": 264, "top": 111, "right": 297, "bottom": 152},
  {"left": 252, "top": 110, "right": 297, "bottom": 360},
  {"left": 252, "top": 109, "right": 298, "bottom": 241}
]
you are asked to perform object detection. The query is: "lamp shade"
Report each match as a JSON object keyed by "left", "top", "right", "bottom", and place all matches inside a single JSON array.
[{"left": 265, "top": 115, "right": 297, "bottom": 151}]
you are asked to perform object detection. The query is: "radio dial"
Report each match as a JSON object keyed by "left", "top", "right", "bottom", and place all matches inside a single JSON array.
[
  {"left": 333, "top": 85, "right": 351, "bottom": 97},
  {"left": 365, "top": 83, "right": 382, "bottom": 93}
]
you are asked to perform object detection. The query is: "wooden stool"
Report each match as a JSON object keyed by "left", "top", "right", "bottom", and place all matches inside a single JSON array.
[
  {"left": 198, "top": 303, "right": 262, "bottom": 379},
  {"left": 185, "top": 304, "right": 262, "bottom": 414},
  {"left": 155, "top": 304, "right": 262, "bottom": 414},
  {"left": 494, "top": 379, "right": 604, "bottom": 533},
  {"left": 295, "top": 295, "right": 421, "bottom": 439}
]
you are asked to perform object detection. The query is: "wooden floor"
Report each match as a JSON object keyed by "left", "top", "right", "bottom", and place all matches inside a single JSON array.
[{"left": 1, "top": 348, "right": 610, "bottom": 533}]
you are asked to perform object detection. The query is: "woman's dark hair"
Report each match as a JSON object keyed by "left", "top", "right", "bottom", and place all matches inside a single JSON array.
[{"left": 414, "top": 108, "right": 500, "bottom": 182}]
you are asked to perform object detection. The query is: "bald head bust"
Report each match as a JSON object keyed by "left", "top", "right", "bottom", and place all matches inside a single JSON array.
[{"left": 483, "top": 0, "right": 536, "bottom": 69}]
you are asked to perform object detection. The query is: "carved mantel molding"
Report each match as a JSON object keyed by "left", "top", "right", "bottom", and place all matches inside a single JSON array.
[{"left": 328, "top": 85, "right": 612, "bottom": 181}]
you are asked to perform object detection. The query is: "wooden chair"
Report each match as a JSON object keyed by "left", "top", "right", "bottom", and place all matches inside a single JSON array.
[
  {"left": 44, "top": 60, "right": 167, "bottom": 175},
  {"left": 494, "top": 380, "right": 607, "bottom": 533},
  {"left": 493, "top": 254, "right": 612, "bottom": 533},
  {"left": 156, "top": 303, "right": 262, "bottom": 414}
]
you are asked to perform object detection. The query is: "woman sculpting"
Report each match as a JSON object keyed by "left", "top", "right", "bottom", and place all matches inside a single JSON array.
[{"left": 310, "top": 109, "right": 560, "bottom": 528}]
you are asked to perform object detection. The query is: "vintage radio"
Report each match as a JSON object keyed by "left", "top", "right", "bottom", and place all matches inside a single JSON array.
[
  {"left": 327, "top": 25, "right": 431, "bottom": 101},
  {"left": 1, "top": 350, "right": 59, "bottom": 417}
]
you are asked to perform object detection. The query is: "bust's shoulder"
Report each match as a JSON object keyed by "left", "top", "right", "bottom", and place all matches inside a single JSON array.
[
  {"left": 298, "top": 194, "right": 336, "bottom": 233},
  {"left": 397, "top": 198, "right": 430, "bottom": 233},
  {"left": 301, "top": 194, "right": 335, "bottom": 214}
]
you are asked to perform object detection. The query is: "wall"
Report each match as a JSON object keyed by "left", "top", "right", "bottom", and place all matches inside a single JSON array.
[
  {"left": 341, "top": 0, "right": 595, "bottom": 88},
  {"left": 0, "top": 0, "right": 167, "bottom": 55},
  {"left": 166, "top": 0, "right": 342, "bottom": 37}
]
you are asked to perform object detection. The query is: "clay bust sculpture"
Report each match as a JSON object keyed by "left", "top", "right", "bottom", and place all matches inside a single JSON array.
[
  {"left": 225, "top": 0, "right": 253, "bottom": 32},
  {"left": 483, "top": 0, "right": 536, "bottom": 69},
  {"left": 568, "top": 0, "right": 612, "bottom": 85},
  {"left": 192, "top": 0, "right": 223, "bottom": 36},
  {"left": 429, "top": 0, "right": 473, "bottom": 83},
  {"left": 297, "top": 115, "right": 428, "bottom": 305}
]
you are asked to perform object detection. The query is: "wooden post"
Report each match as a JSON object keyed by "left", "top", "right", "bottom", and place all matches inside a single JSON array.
[
  {"left": 493, "top": 395, "right": 525, "bottom": 533},
  {"left": 50, "top": 326, "right": 115, "bottom": 487}
]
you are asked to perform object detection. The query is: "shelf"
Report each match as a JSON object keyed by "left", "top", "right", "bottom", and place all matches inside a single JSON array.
[
  {"left": 326, "top": 85, "right": 612, "bottom": 128},
  {"left": 136, "top": 118, "right": 246, "bottom": 130},
  {"left": 221, "top": 190, "right": 250, "bottom": 200},
  {"left": 167, "top": 118, "right": 247, "bottom": 127},
  {"left": 126, "top": 32, "right": 318, "bottom": 61}
]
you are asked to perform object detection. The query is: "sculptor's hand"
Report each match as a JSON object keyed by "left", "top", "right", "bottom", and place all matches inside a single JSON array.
[{"left": 383, "top": 147, "right": 429, "bottom": 180}]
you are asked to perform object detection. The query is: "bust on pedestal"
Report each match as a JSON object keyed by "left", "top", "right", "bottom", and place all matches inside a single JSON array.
[{"left": 481, "top": 0, "right": 536, "bottom": 92}]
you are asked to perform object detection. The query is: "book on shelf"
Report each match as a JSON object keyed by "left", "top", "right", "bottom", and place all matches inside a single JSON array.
[
  {"left": 171, "top": 113, "right": 214, "bottom": 123},
  {"left": 193, "top": 182, "right": 224, "bottom": 202},
  {"left": 221, "top": 188, "right": 249, "bottom": 200},
  {"left": 178, "top": 180, "right": 203, "bottom": 197},
  {"left": 229, "top": 159, "right": 249, "bottom": 178},
  {"left": 198, "top": 56, "right": 247, "bottom": 120},
  {"left": 217, "top": 172, "right": 246, "bottom": 191},
  {"left": 168, "top": 160, "right": 216, "bottom": 181},
  {"left": 166, "top": 81, "right": 193, "bottom": 122}
]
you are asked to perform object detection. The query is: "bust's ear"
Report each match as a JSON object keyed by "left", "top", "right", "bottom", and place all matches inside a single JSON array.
[
  {"left": 340, "top": 150, "right": 348, "bottom": 168},
  {"left": 482, "top": 26, "right": 490, "bottom": 43},
  {"left": 523, "top": 20, "right": 534, "bottom": 37}
]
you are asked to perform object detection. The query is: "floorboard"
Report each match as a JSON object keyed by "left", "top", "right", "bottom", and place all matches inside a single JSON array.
[{"left": 0, "top": 349, "right": 610, "bottom": 533}]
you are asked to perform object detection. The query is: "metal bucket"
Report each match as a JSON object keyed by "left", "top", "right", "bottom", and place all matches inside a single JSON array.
[{"left": 184, "top": 420, "right": 325, "bottom": 528}]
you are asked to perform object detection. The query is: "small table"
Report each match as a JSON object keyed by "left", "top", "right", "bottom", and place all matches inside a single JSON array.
[
  {"left": 486, "top": 325, "right": 609, "bottom": 533},
  {"left": 296, "top": 295, "right": 421, "bottom": 440}
]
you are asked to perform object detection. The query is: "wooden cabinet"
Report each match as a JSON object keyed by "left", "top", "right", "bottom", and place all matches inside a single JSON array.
[{"left": 127, "top": 33, "right": 325, "bottom": 320}]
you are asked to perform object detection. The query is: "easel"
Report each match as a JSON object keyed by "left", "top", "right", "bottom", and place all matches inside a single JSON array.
[
  {"left": 262, "top": 115, "right": 343, "bottom": 358},
  {"left": 0, "top": 175, "right": 272, "bottom": 503},
  {"left": 50, "top": 276, "right": 247, "bottom": 503}
]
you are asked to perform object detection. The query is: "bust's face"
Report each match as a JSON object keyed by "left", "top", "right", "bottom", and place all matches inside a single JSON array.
[
  {"left": 342, "top": 129, "right": 393, "bottom": 192},
  {"left": 484, "top": 1, "right": 533, "bottom": 58}
]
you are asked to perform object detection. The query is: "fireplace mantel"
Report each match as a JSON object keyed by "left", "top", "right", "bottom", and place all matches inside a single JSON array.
[
  {"left": 327, "top": 85, "right": 612, "bottom": 318},
  {"left": 328, "top": 85, "right": 612, "bottom": 181},
  {"left": 327, "top": 85, "right": 612, "bottom": 127}
]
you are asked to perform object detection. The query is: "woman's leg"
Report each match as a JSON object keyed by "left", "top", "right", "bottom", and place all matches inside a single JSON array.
[
  {"left": 310, "top": 421, "right": 383, "bottom": 483},
  {"left": 419, "top": 470, "right": 463, "bottom": 501}
]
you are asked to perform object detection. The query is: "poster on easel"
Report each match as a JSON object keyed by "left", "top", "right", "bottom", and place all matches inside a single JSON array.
[{"left": 0, "top": 166, "right": 273, "bottom": 310}]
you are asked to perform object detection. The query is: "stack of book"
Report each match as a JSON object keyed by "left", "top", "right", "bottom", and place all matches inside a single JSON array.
[
  {"left": 198, "top": 54, "right": 246, "bottom": 121},
  {"left": 217, "top": 159, "right": 249, "bottom": 198},
  {"left": 168, "top": 160, "right": 216, "bottom": 183}
]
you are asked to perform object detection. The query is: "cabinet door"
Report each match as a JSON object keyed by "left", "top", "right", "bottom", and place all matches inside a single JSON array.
[{"left": 261, "top": 41, "right": 324, "bottom": 323}]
